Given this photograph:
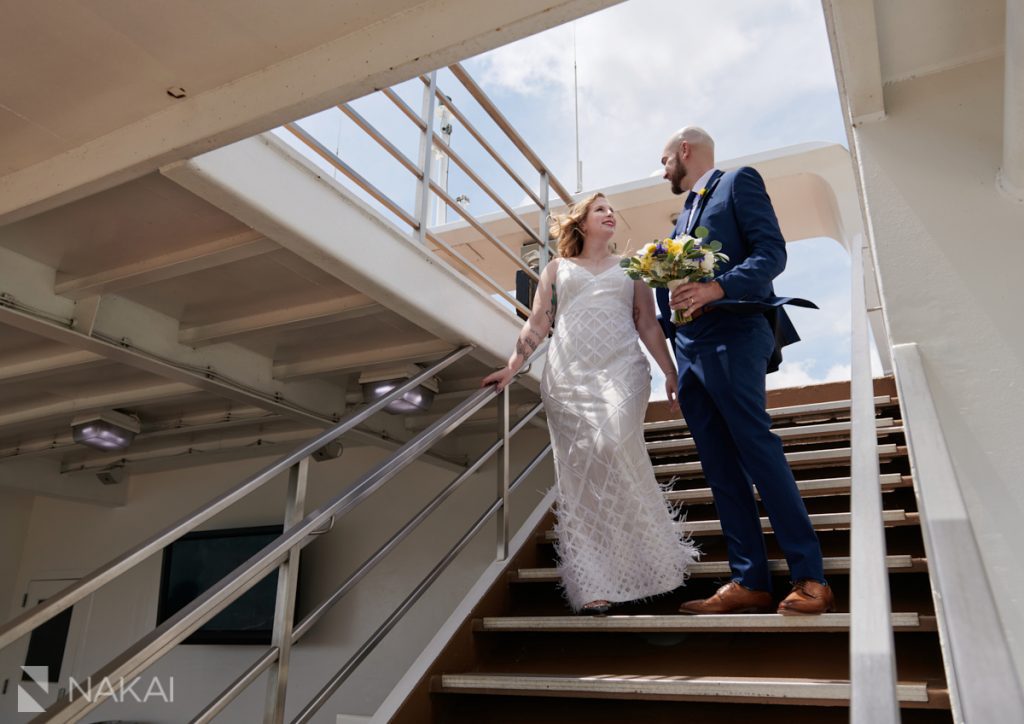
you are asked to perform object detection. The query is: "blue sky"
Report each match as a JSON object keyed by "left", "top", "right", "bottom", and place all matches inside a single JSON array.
[{"left": 277, "top": 0, "right": 875, "bottom": 393}]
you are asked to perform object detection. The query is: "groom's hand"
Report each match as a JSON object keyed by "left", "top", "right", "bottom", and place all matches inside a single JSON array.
[{"left": 669, "top": 281, "right": 724, "bottom": 318}]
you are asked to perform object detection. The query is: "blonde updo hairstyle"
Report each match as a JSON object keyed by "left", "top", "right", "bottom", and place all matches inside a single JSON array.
[{"left": 550, "top": 192, "right": 609, "bottom": 259}]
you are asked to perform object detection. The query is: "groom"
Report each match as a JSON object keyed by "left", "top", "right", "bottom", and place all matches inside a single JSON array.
[{"left": 656, "top": 127, "right": 834, "bottom": 615}]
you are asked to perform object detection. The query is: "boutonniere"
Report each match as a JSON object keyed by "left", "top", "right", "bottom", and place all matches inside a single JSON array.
[{"left": 697, "top": 187, "right": 708, "bottom": 197}]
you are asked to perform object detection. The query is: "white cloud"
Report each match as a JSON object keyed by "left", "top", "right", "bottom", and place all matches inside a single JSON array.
[
  {"left": 466, "top": 0, "right": 844, "bottom": 191},
  {"left": 767, "top": 360, "right": 858, "bottom": 389}
]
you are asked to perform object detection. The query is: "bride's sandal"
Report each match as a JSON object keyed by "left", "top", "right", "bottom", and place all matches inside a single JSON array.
[{"left": 580, "top": 600, "right": 612, "bottom": 616}]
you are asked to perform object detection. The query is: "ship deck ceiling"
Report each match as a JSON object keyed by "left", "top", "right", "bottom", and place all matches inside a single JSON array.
[
  {"left": 0, "top": 0, "right": 471, "bottom": 175},
  {"left": 0, "top": 168, "right": 516, "bottom": 483}
]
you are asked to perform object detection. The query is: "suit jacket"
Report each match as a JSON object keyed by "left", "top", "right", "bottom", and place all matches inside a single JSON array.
[{"left": 655, "top": 167, "right": 817, "bottom": 373}]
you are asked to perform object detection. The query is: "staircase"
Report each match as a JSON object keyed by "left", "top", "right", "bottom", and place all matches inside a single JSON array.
[{"left": 389, "top": 378, "right": 953, "bottom": 723}]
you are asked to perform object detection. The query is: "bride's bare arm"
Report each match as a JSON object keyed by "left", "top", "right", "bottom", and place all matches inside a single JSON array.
[
  {"left": 632, "top": 281, "right": 679, "bottom": 409},
  {"left": 482, "top": 260, "right": 558, "bottom": 391}
]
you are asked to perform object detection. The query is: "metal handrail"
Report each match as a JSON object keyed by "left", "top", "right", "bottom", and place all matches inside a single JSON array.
[
  {"left": 847, "top": 241, "right": 899, "bottom": 722},
  {"left": 345, "top": 80, "right": 550, "bottom": 278},
  {"left": 285, "top": 108, "right": 538, "bottom": 313},
  {"left": 423, "top": 227, "right": 533, "bottom": 317},
  {"left": 0, "top": 346, "right": 472, "bottom": 652},
  {"left": 338, "top": 102, "right": 424, "bottom": 179},
  {"left": 292, "top": 441, "right": 553, "bottom": 723},
  {"left": 381, "top": 87, "right": 427, "bottom": 131},
  {"left": 892, "top": 342, "right": 1024, "bottom": 723},
  {"left": 283, "top": 121, "right": 421, "bottom": 230},
  {"left": 194, "top": 401, "right": 548, "bottom": 723},
  {"left": 428, "top": 178, "right": 540, "bottom": 282},
  {"left": 32, "top": 369, "right": 531, "bottom": 722},
  {"left": 430, "top": 130, "right": 543, "bottom": 244},
  {"left": 448, "top": 62, "right": 574, "bottom": 205},
  {"left": 419, "top": 76, "right": 544, "bottom": 210},
  {"left": 286, "top": 63, "right": 571, "bottom": 314}
]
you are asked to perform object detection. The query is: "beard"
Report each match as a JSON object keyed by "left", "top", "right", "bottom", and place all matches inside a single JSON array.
[{"left": 669, "top": 160, "right": 688, "bottom": 195}]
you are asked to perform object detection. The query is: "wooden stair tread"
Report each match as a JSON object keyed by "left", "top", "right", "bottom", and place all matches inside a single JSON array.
[
  {"left": 646, "top": 419, "right": 899, "bottom": 453},
  {"left": 654, "top": 444, "right": 906, "bottom": 477},
  {"left": 477, "top": 612, "right": 934, "bottom": 633},
  {"left": 543, "top": 510, "right": 917, "bottom": 541},
  {"left": 437, "top": 672, "right": 945, "bottom": 706},
  {"left": 644, "top": 395, "right": 894, "bottom": 434},
  {"left": 513, "top": 555, "right": 925, "bottom": 582},
  {"left": 665, "top": 474, "right": 911, "bottom": 504}
]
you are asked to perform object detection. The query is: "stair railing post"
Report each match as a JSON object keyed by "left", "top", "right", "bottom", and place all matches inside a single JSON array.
[
  {"left": 496, "top": 385, "right": 511, "bottom": 561},
  {"left": 263, "top": 457, "right": 310, "bottom": 724},
  {"left": 415, "top": 71, "right": 439, "bottom": 245},
  {"left": 539, "top": 170, "right": 551, "bottom": 269}
]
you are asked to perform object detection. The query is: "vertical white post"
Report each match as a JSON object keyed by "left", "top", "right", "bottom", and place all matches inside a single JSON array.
[
  {"left": 1000, "top": 0, "right": 1024, "bottom": 200},
  {"left": 415, "top": 72, "right": 439, "bottom": 243},
  {"left": 496, "top": 385, "right": 510, "bottom": 561},
  {"left": 263, "top": 458, "right": 309, "bottom": 724},
  {"left": 434, "top": 106, "right": 453, "bottom": 226},
  {"left": 849, "top": 239, "right": 900, "bottom": 723},
  {"left": 539, "top": 171, "right": 551, "bottom": 270}
]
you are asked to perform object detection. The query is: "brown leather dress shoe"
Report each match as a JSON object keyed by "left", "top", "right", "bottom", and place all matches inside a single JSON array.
[
  {"left": 678, "top": 581, "right": 773, "bottom": 615},
  {"left": 777, "top": 580, "right": 836, "bottom": 615}
]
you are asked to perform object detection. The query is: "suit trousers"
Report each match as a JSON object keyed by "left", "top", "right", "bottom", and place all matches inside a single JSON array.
[{"left": 675, "top": 313, "right": 825, "bottom": 591}]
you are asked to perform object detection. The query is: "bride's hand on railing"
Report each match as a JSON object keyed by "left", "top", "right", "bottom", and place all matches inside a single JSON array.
[{"left": 482, "top": 366, "right": 515, "bottom": 392}]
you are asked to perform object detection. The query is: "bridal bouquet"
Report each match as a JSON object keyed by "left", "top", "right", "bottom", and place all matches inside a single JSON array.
[{"left": 620, "top": 227, "right": 729, "bottom": 324}]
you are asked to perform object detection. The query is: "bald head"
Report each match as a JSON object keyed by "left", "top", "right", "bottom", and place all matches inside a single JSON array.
[
  {"left": 664, "top": 126, "right": 715, "bottom": 161},
  {"left": 661, "top": 126, "right": 716, "bottom": 195}
]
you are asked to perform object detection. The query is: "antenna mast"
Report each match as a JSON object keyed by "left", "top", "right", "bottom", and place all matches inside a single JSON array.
[{"left": 573, "top": 23, "right": 582, "bottom": 193}]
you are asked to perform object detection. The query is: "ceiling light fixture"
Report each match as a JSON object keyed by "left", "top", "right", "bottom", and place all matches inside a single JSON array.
[
  {"left": 71, "top": 410, "right": 141, "bottom": 451},
  {"left": 359, "top": 364, "right": 439, "bottom": 415}
]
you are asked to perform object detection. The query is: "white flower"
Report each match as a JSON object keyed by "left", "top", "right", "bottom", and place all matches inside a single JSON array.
[{"left": 700, "top": 250, "right": 716, "bottom": 273}]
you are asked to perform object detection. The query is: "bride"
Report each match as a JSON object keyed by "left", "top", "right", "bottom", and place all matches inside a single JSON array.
[{"left": 483, "top": 192, "right": 699, "bottom": 613}]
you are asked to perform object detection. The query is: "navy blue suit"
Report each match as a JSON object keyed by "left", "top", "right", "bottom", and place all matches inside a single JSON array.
[{"left": 656, "top": 167, "right": 825, "bottom": 591}]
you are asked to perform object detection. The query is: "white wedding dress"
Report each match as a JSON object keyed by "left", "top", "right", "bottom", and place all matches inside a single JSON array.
[{"left": 540, "top": 258, "right": 700, "bottom": 611}]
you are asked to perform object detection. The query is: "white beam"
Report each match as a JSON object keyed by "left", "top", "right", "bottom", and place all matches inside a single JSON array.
[
  {"left": 54, "top": 230, "right": 275, "bottom": 300},
  {"left": 179, "top": 293, "right": 381, "bottom": 346},
  {"left": 57, "top": 421, "right": 466, "bottom": 475},
  {"left": 999, "top": 0, "right": 1024, "bottom": 201},
  {"left": 822, "top": 0, "right": 886, "bottom": 124},
  {"left": 0, "top": 349, "right": 107, "bottom": 384},
  {"left": 0, "top": 381, "right": 197, "bottom": 429},
  {"left": 274, "top": 339, "right": 454, "bottom": 380},
  {"left": 0, "top": 408, "right": 285, "bottom": 461},
  {"left": 0, "top": 245, "right": 346, "bottom": 426},
  {"left": 0, "top": 0, "right": 621, "bottom": 226},
  {"left": 161, "top": 134, "right": 541, "bottom": 390}
]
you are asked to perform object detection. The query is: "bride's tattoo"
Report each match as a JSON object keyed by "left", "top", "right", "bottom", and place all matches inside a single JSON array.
[
  {"left": 516, "top": 330, "right": 539, "bottom": 359},
  {"left": 546, "top": 285, "right": 558, "bottom": 327}
]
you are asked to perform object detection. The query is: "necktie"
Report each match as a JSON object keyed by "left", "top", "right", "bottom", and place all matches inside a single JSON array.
[{"left": 684, "top": 190, "right": 698, "bottom": 232}]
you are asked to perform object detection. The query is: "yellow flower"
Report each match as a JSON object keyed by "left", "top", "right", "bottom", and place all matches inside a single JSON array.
[
  {"left": 667, "top": 238, "right": 684, "bottom": 255},
  {"left": 697, "top": 187, "right": 708, "bottom": 197}
]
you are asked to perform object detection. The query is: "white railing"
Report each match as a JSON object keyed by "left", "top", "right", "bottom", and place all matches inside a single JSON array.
[
  {"left": 283, "top": 62, "right": 576, "bottom": 316},
  {"left": 847, "top": 240, "right": 900, "bottom": 722},
  {"left": 892, "top": 342, "right": 1024, "bottom": 723}
]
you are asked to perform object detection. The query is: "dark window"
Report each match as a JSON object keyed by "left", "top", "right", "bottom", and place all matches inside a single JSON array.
[{"left": 22, "top": 603, "right": 72, "bottom": 683}]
